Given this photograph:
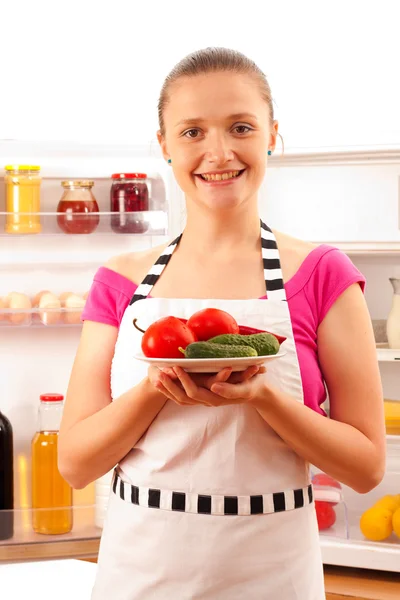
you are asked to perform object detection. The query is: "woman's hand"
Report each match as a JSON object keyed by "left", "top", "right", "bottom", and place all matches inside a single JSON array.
[{"left": 148, "top": 365, "right": 267, "bottom": 407}]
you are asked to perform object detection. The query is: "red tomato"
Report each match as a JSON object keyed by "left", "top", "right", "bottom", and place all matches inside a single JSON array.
[
  {"left": 186, "top": 308, "right": 239, "bottom": 341},
  {"left": 141, "top": 316, "right": 197, "bottom": 358},
  {"left": 312, "top": 473, "right": 342, "bottom": 489},
  {"left": 315, "top": 501, "right": 336, "bottom": 530},
  {"left": 312, "top": 473, "right": 342, "bottom": 506}
]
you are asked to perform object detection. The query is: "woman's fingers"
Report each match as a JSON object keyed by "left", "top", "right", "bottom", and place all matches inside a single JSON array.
[
  {"left": 228, "top": 365, "right": 259, "bottom": 384},
  {"left": 160, "top": 371, "right": 197, "bottom": 405}
]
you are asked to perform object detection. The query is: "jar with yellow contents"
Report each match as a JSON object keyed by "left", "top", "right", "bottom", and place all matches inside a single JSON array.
[{"left": 4, "top": 165, "right": 42, "bottom": 234}]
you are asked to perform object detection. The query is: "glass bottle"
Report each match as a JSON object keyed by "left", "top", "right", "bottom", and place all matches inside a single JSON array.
[
  {"left": 0, "top": 409, "right": 13, "bottom": 540},
  {"left": 110, "top": 173, "right": 149, "bottom": 233},
  {"left": 57, "top": 180, "right": 100, "bottom": 234},
  {"left": 31, "top": 394, "right": 72, "bottom": 534},
  {"left": 4, "top": 165, "right": 42, "bottom": 234},
  {"left": 387, "top": 278, "right": 400, "bottom": 349}
]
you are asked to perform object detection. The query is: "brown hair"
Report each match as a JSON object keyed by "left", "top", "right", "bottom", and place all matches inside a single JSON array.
[{"left": 157, "top": 46, "right": 284, "bottom": 153}]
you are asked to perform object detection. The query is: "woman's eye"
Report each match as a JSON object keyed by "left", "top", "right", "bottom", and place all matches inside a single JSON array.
[
  {"left": 184, "top": 129, "right": 200, "bottom": 139},
  {"left": 234, "top": 125, "right": 252, "bottom": 134}
]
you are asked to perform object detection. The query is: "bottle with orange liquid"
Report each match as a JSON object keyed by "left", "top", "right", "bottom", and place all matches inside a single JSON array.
[{"left": 31, "top": 394, "right": 72, "bottom": 534}]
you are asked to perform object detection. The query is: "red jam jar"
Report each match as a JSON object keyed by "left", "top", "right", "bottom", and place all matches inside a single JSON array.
[
  {"left": 110, "top": 173, "right": 149, "bottom": 234},
  {"left": 57, "top": 180, "right": 100, "bottom": 234}
]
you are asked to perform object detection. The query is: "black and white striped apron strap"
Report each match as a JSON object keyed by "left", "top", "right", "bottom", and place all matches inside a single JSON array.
[
  {"left": 260, "top": 220, "right": 286, "bottom": 301},
  {"left": 129, "top": 234, "right": 182, "bottom": 305},
  {"left": 112, "top": 471, "right": 313, "bottom": 516},
  {"left": 129, "top": 222, "right": 286, "bottom": 305}
]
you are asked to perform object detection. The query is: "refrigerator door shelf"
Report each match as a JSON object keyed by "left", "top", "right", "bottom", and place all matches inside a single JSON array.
[{"left": 0, "top": 210, "right": 168, "bottom": 237}]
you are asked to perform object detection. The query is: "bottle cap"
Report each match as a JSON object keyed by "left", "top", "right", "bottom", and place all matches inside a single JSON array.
[{"left": 40, "top": 393, "right": 64, "bottom": 402}]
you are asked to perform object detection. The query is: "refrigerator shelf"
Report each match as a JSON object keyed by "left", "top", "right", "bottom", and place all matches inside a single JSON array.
[
  {"left": 0, "top": 210, "right": 168, "bottom": 237},
  {"left": 0, "top": 504, "right": 100, "bottom": 562},
  {"left": 0, "top": 306, "right": 84, "bottom": 327},
  {"left": 320, "top": 534, "right": 400, "bottom": 572},
  {"left": 376, "top": 344, "right": 400, "bottom": 362}
]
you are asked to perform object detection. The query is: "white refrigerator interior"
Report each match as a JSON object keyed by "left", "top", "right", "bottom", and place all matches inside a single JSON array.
[{"left": 0, "top": 141, "right": 399, "bottom": 572}]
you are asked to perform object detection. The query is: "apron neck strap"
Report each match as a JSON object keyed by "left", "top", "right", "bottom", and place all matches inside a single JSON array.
[{"left": 129, "top": 221, "right": 286, "bottom": 305}]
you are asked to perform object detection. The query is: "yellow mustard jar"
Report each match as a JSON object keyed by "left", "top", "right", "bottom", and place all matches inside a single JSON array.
[{"left": 4, "top": 165, "right": 42, "bottom": 234}]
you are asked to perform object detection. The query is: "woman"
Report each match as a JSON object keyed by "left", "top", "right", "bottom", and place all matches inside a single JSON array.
[{"left": 59, "top": 47, "right": 386, "bottom": 599}]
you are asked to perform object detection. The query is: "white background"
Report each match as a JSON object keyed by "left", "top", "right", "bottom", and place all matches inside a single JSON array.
[{"left": 1, "top": 0, "right": 399, "bottom": 150}]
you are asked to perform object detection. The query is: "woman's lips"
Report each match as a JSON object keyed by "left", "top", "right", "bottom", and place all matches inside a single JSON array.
[{"left": 194, "top": 169, "right": 246, "bottom": 186}]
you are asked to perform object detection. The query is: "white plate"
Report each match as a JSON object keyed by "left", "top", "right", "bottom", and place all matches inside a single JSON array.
[{"left": 134, "top": 351, "right": 286, "bottom": 373}]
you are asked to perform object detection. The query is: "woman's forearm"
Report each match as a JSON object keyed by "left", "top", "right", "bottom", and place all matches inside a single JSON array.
[
  {"left": 58, "top": 378, "right": 168, "bottom": 489},
  {"left": 253, "top": 385, "right": 385, "bottom": 494}
]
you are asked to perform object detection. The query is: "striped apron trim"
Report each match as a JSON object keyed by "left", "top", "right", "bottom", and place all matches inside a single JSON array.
[
  {"left": 130, "top": 220, "right": 286, "bottom": 304},
  {"left": 112, "top": 471, "right": 313, "bottom": 516}
]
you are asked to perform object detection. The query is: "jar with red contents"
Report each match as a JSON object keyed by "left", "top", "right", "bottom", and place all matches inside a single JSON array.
[
  {"left": 57, "top": 181, "right": 100, "bottom": 234},
  {"left": 110, "top": 173, "right": 149, "bottom": 234}
]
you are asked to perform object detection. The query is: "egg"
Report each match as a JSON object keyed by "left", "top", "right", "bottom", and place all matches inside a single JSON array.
[
  {"left": 32, "top": 290, "right": 51, "bottom": 307},
  {"left": 64, "top": 293, "right": 85, "bottom": 325},
  {"left": 38, "top": 292, "right": 62, "bottom": 325},
  {"left": 6, "top": 292, "right": 32, "bottom": 325},
  {"left": 59, "top": 292, "right": 75, "bottom": 307},
  {"left": 0, "top": 297, "right": 6, "bottom": 321}
]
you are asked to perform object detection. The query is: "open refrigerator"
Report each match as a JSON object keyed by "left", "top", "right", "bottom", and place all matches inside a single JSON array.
[{"left": 0, "top": 140, "right": 399, "bottom": 571}]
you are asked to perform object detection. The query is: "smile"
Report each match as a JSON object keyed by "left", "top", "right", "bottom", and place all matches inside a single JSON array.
[{"left": 195, "top": 169, "right": 246, "bottom": 183}]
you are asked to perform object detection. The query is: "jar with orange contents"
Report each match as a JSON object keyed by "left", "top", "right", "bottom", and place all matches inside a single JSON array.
[
  {"left": 57, "top": 180, "right": 100, "bottom": 234},
  {"left": 4, "top": 165, "right": 42, "bottom": 234}
]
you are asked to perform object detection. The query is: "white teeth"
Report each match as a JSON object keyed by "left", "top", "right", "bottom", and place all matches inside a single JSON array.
[{"left": 200, "top": 170, "right": 241, "bottom": 181}]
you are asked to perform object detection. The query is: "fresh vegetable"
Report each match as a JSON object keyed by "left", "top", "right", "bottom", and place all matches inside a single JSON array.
[
  {"left": 312, "top": 473, "right": 342, "bottom": 506},
  {"left": 177, "top": 318, "right": 286, "bottom": 345},
  {"left": 238, "top": 325, "right": 287, "bottom": 345},
  {"left": 208, "top": 333, "right": 279, "bottom": 356},
  {"left": 315, "top": 501, "right": 336, "bottom": 531},
  {"left": 133, "top": 317, "right": 196, "bottom": 359},
  {"left": 186, "top": 308, "right": 239, "bottom": 341},
  {"left": 181, "top": 342, "right": 257, "bottom": 359}
]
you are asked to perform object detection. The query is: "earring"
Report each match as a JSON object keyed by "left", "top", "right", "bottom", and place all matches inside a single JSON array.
[
  {"left": 267, "top": 150, "right": 272, "bottom": 156},
  {"left": 167, "top": 159, "right": 172, "bottom": 164}
]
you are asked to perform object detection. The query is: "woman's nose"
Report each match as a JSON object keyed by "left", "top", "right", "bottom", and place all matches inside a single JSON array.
[{"left": 205, "top": 134, "right": 235, "bottom": 164}]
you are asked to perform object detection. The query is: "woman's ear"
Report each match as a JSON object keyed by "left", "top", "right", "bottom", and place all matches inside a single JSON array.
[{"left": 157, "top": 130, "right": 171, "bottom": 163}]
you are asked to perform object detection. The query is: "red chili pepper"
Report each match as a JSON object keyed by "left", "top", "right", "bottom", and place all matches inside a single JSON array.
[
  {"left": 239, "top": 325, "right": 286, "bottom": 345},
  {"left": 174, "top": 319, "right": 286, "bottom": 345}
]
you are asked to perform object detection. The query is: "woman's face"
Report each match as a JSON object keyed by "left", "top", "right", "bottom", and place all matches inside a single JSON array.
[{"left": 158, "top": 71, "right": 278, "bottom": 212}]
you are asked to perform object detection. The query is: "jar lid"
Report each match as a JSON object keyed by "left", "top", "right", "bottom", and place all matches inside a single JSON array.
[
  {"left": 61, "top": 180, "right": 94, "bottom": 188},
  {"left": 40, "top": 393, "right": 64, "bottom": 402},
  {"left": 5, "top": 165, "right": 40, "bottom": 171},
  {"left": 111, "top": 173, "right": 147, "bottom": 179}
]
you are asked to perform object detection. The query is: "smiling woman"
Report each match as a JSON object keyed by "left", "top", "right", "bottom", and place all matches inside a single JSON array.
[
  {"left": 60, "top": 47, "right": 385, "bottom": 600},
  {"left": 156, "top": 58, "right": 280, "bottom": 211}
]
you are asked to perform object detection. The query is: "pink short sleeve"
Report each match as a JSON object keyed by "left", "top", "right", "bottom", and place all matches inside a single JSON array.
[
  {"left": 81, "top": 267, "right": 136, "bottom": 327},
  {"left": 304, "top": 248, "right": 366, "bottom": 326}
]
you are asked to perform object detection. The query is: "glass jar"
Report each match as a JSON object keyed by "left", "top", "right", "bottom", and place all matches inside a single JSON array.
[
  {"left": 57, "top": 180, "right": 100, "bottom": 234},
  {"left": 4, "top": 165, "right": 41, "bottom": 234},
  {"left": 110, "top": 173, "right": 149, "bottom": 234},
  {"left": 31, "top": 393, "right": 72, "bottom": 535}
]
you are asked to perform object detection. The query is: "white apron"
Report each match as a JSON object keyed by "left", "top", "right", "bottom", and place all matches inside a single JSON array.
[{"left": 92, "top": 222, "right": 325, "bottom": 599}]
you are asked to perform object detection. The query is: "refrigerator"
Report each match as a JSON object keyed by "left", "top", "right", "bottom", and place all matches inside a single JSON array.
[{"left": 0, "top": 139, "right": 399, "bottom": 571}]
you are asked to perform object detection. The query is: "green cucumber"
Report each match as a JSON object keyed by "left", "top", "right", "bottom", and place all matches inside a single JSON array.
[
  {"left": 208, "top": 333, "right": 279, "bottom": 356},
  {"left": 182, "top": 342, "right": 257, "bottom": 359}
]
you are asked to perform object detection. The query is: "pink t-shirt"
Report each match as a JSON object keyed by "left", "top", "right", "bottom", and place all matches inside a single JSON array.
[{"left": 82, "top": 245, "right": 366, "bottom": 416}]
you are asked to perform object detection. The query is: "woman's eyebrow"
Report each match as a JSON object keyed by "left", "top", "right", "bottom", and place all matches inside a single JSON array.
[{"left": 175, "top": 113, "right": 259, "bottom": 127}]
